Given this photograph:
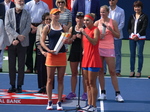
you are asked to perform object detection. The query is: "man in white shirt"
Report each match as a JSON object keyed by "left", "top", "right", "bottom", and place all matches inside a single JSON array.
[
  {"left": 24, "top": 0, "right": 49, "bottom": 73},
  {"left": 108, "top": 0, "right": 125, "bottom": 76}
]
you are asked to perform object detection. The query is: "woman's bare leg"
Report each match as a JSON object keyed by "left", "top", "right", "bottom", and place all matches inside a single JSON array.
[
  {"left": 46, "top": 67, "right": 56, "bottom": 101},
  {"left": 57, "top": 66, "right": 66, "bottom": 102}
]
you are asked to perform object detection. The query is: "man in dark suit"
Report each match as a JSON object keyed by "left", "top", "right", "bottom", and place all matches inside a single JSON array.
[
  {"left": 0, "top": 0, "right": 15, "bottom": 21},
  {"left": 0, "top": 0, "right": 15, "bottom": 72},
  {"left": 72, "top": 0, "right": 100, "bottom": 26},
  {"left": 5, "top": 0, "right": 31, "bottom": 93},
  {"left": 24, "top": 0, "right": 49, "bottom": 73}
]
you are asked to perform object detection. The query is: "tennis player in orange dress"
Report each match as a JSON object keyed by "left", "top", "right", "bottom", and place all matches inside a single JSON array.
[{"left": 40, "top": 8, "right": 68, "bottom": 111}]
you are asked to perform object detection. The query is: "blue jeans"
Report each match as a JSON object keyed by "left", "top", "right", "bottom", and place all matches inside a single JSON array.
[
  {"left": 129, "top": 39, "right": 145, "bottom": 73},
  {"left": 114, "top": 39, "right": 122, "bottom": 73}
]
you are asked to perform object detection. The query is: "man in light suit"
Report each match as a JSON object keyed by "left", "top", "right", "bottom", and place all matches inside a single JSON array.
[
  {"left": 5, "top": 0, "right": 31, "bottom": 93},
  {"left": 108, "top": 0, "right": 125, "bottom": 77},
  {"left": 0, "top": 19, "right": 4, "bottom": 53},
  {"left": 0, "top": 0, "right": 15, "bottom": 72},
  {"left": 72, "top": 0, "right": 100, "bottom": 26}
]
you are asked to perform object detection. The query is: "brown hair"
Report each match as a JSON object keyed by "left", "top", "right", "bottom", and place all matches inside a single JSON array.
[
  {"left": 100, "top": 5, "right": 109, "bottom": 13},
  {"left": 133, "top": 0, "right": 143, "bottom": 9}
]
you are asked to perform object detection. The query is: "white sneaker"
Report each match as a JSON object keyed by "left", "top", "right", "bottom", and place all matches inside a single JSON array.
[
  {"left": 46, "top": 101, "right": 53, "bottom": 110},
  {"left": 98, "top": 93, "right": 106, "bottom": 100},
  {"left": 82, "top": 105, "right": 91, "bottom": 110},
  {"left": 57, "top": 102, "right": 63, "bottom": 110},
  {"left": 88, "top": 106, "right": 97, "bottom": 112},
  {"left": 115, "top": 94, "right": 124, "bottom": 102}
]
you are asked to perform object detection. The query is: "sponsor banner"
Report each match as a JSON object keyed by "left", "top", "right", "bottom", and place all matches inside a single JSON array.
[{"left": 0, "top": 89, "right": 66, "bottom": 105}]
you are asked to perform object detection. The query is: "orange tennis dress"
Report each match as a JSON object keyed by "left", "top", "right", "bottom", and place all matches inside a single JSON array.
[{"left": 45, "top": 25, "right": 67, "bottom": 67}]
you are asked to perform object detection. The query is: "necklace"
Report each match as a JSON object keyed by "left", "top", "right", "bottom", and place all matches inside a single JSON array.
[{"left": 75, "top": 25, "right": 82, "bottom": 31}]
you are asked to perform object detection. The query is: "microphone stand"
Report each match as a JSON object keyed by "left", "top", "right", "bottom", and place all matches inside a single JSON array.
[
  {"left": 65, "top": 66, "right": 85, "bottom": 112},
  {"left": 65, "top": 31, "right": 88, "bottom": 112}
]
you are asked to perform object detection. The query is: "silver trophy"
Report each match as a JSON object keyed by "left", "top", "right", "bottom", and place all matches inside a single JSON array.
[{"left": 53, "top": 32, "right": 70, "bottom": 54}]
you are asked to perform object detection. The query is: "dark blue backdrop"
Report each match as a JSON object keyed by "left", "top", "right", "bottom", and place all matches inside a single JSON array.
[
  {"left": 0, "top": 0, "right": 149, "bottom": 39},
  {"left": 100, "top": 0, "right": 150, "bottom": 39}
]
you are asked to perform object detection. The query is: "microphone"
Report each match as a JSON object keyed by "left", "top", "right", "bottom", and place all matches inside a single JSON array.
[
  {"left": 102, "top": 23, "right": 106, "bottom": 34},
  {"left": 102, "top": 23, "right": 106, "bottom": 39},
  {"left": 83, "top": 25, "right": 86, "bottom": 29}
]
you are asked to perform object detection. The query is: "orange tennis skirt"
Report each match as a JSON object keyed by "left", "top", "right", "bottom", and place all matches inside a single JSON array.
[{"left": 45, "top": 52, "right": 67, "bottom": 67}]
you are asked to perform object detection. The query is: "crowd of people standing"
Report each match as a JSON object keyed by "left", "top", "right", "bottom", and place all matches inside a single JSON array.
[{"left": 0, "top": 0, "right": 149, "bottom": 111}]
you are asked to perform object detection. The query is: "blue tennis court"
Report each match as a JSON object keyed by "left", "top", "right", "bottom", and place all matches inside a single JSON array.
[{"left": 0, "top": 73, "right": 150, "bottom": 112}]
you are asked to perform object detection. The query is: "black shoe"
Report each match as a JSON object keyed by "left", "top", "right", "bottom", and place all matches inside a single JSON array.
[
  {"left": 34, "top": 70, "right": 38, "bottom": 74},
  {"left": 129, "top": 72, "right": 135, "bottom": 77},
  {"left": 16, "top": 87, "right": 22, "bottom": 93},
  {"left": 25, "top": 69, "right": 33, "bottom": 73},
  {"left": 38, "top": 87, "right": 46, "bottom": 93},
  {"left": 43, "top": 88, "right": 46, "bottom": 93},
  {"left": 0, "top": 68, "right": 2, "bottom": 72},
  {"left": 38, "top": 88, "right": 43, "bottom": 93},
  {"left": 136, "top": 72, "right": 141, "bottom": 78},
  {"left": 8, "top": 87, "right": 16, "bottom": 93}
]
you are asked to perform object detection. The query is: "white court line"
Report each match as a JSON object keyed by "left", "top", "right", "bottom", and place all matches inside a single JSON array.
[
  {"left": 1, "top": 73, "right": 149, "bottom": 80},
  {"left": 100, "top": 101, "right": 104, "bottom": 112},
  {"left": 65, "top": 75, "right": 149, "bottom": 80},
  {"left": 98, "top": 84, "right": 104, "bottom": 112}
]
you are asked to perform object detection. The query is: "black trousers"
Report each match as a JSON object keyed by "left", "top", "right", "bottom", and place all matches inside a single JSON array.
[
  {"left": 25, "top": 32, "right": 36, "bottom": 71},
  {"left": 37, "top": 54, "right": 47, "bottom": 88},
  {"left": 8, "top": 43, "right": 27, "bottom": 86}
]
